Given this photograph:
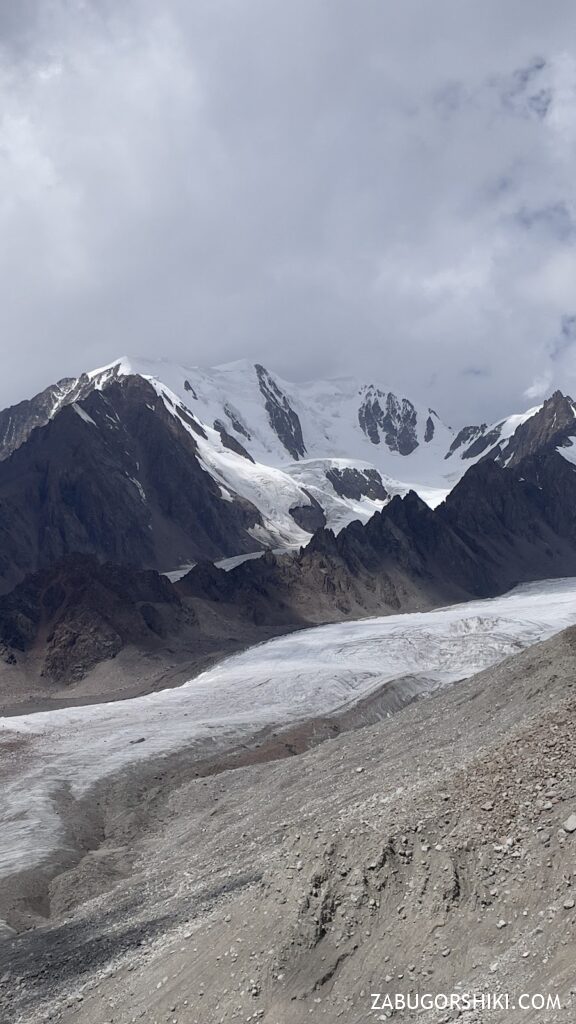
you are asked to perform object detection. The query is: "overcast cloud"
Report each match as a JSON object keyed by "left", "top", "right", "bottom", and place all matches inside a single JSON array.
[{"left": 0, "top": 0, "right": 575, "bottom": 423}]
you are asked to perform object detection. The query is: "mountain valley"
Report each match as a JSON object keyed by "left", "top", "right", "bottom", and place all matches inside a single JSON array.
[{"left": 2, "top": 359, "right": 576, "bottom": 1024}]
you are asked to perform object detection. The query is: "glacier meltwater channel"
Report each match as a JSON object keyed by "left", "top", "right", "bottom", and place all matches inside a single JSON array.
[{"left": 1, "top": 577, "right": 576, "bottom": 881}]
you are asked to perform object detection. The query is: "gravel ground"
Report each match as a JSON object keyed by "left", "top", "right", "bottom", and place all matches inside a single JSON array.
[{"left": 2, "top": 627, "right": 576, "bottom": 1023}]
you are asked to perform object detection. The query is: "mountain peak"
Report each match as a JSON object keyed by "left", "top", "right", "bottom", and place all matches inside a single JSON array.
[
  {"left": 544, "top": 388, "right": 574, "bottom": 408},
  {"left": 87, "top": 355, "right": 132, "bottom": 378}
]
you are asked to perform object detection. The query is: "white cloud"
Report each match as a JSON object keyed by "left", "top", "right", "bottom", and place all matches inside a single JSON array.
[
  {"left": 0, "top": 0, "right": 575, "bottom": 423},
  {"left": 527, "top": 250, "right": 576, "bottom": 308},
  {"left": 524, "top": 373, "right": 553, "bottom": 400},
  {"left": 547, "top": 52, "right": 576, "bottom": 154}
]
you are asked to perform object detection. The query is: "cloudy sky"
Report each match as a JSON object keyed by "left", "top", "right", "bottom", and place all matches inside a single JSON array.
[{"left": 0, "top": 0, "right": 575, "bottom": 423}]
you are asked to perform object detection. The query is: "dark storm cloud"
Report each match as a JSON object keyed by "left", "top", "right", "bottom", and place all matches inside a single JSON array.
[{"left": 0, "top": 0, "right": 575, "bottom": 423}]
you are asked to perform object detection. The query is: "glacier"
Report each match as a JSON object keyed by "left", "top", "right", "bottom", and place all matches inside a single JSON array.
[{"left": 1, "top": 577, "right": 576, "bottom": 882}]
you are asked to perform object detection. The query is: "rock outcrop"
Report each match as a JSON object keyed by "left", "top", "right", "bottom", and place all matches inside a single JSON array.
[{"left": 0, "top": 375, "right": 263, "bottom": 593}]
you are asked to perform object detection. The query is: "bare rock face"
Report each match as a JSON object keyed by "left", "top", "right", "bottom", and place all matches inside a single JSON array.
[
  {"left": 497, "top": 390, "right": 576, "bottom": 467},
  {"left": 0, "top": 375, "right": 263, "bottom": 593},
  {"left": 180, "top": 493, "right": 445, "bottom": 625},
  {"left": 44, "top": 609, "right": 123, "bottom": 683},
  {"left": 0, "top": 362, "right": 134, "bottom": 461},
  {"left": 181, "top": 448, "right": 576, "bottom": 629},
  {"left": 0, "top": 555, "right": 192, "bottom": 683},
  {"left": 424, "top": 414, "right": 435, "bottom": 442},
  {"left": 255, "top": 363, "right": 306, "bottom": 460},
  {"left": 213, "top": 419, "right": 255, "bottom": 462},
  {"left": 0, "top": 374, "right": 94, "bottom": 460},
  {"left": 223, "top": 402, "right": 252, "bottom": 440},
  {"left": 289, "top": 491, "right": 327, "bottom": 533},
  {"left": 446, "top": 423, "right": 491, "bottom": 460},
  {"left": 326, "top": 466, "right": 388, "bottom": 502},
  {"left": 357, "top": 386, "right": 419, "bottom": 455},
  {"left": 446, "top": 391, "right": 576, "bottom": 466}
]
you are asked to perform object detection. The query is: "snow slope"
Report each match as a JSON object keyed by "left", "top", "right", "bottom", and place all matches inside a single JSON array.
[
  {"left": 87, "top": 360, "right": 400, "bottom": 543},
  {"left": 92, "top": 358, "right": 569, "bottom": 518},
  {"left": 2, "top": 577, "right": 576, "bottom": 881},
  {"left": 85, "top": 357, "right": 461, "bottom": 549},
  {"left": 4, "top": 355, "right": 568, "bottom": 561},
  {"left": 89, "top": 356, "right": 453, "bottom": 473},
  {"left": 446, "top": 404, "right": 544, "bottom": 466},
  {"left": 558, "top": 440, "right": 576, "bottom": 466},
  {"left": 90, "top": 356, "right": 458, "bottom": 492},
  {"left": 6, "top": 354, "right": 564, "bottom": 555},
  {"left": 91, "top": 359, "right": 571, "bottom": 487}
]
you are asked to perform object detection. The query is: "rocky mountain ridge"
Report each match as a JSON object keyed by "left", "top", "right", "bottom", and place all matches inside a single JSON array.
[
  {"left": 4, "top": 360, "right": 576, "bottom": 478},
  {"left": 0, "top": 358, "right": 576, "bottom": 595},
  {"left": 180, "top": 448, "right": 576, "bottom": 626},
  {"left": 0, "top": 357, "right": 451, "bottom": 472},
  {"left": 0, "top": 375, "right": 266, "bottom": 594},
  {"left": 3, "top": 444, "right": 576, "bottom": 691},
  {"left": 446, "top": 389, "right": 576, "bottom": 467},
  {"left": 2, "top": 358, "right": 576, "bottom": 587}
]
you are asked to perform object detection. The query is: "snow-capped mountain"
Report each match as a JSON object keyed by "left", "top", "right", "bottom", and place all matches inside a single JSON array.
[
  {"left": 97, "top": 356, "right": 462, "bottom": 532},
  {"left": 86, "top": 356, "right": 455, "bottom": 480},
  {"left": 86, "top": 357, "right": 576, "bottom": 504},
  {"left": 0, "top": 357, "right": 461, "bottom": 563},
  {"left": 2, "top": 356, "right": 576, "bottom": 589},
  {"left": 445, "top": 390, "right": 576, "bottom": 469},
  {"left": 0, "top": 376, "right": 273, "bottom": 593}
]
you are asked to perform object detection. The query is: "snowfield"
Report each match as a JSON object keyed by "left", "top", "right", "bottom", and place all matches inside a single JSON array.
[
  {"left": 89, "top": 357, "right": 459, "bottom": 541},
  {"left": 80, "top": 357, "right": 554, "bottom": 556},
  {"left": 2, "top": 577, "right": 576, "bottom": 881},
  {"left": 90, "top": 356, "right": 456, "bottom": 478}
]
